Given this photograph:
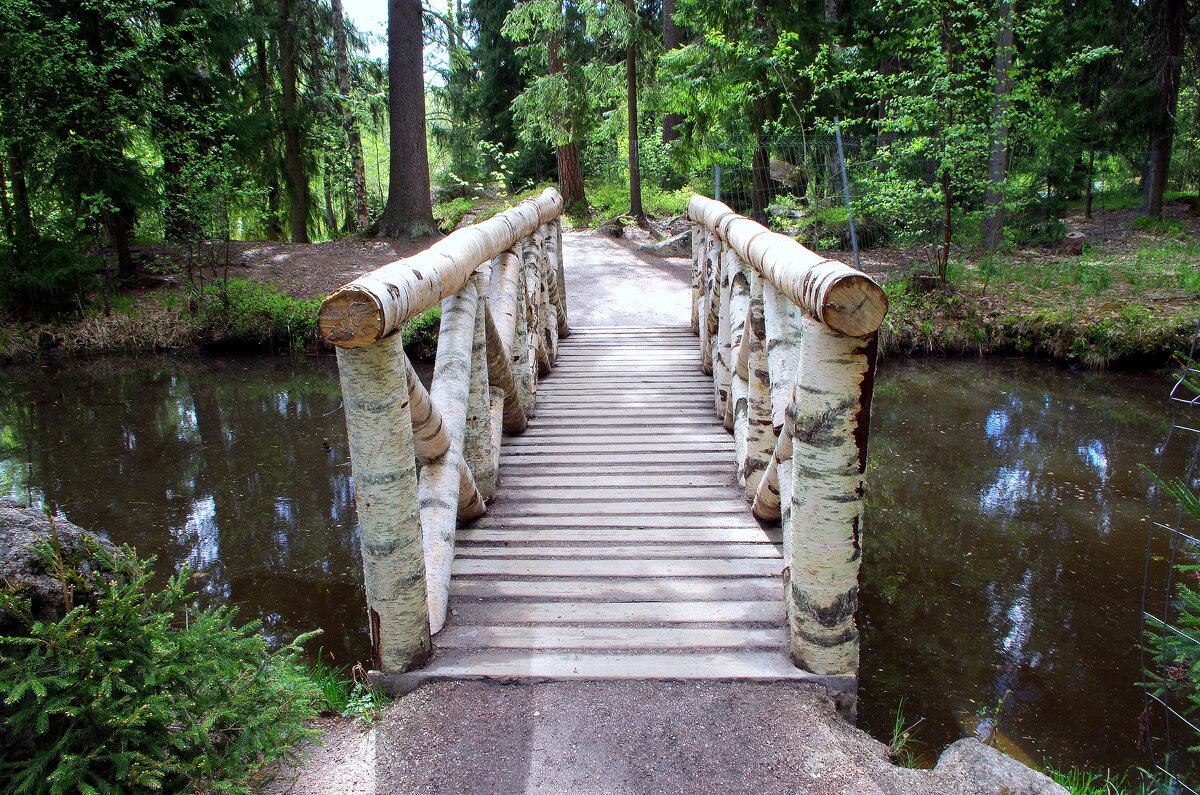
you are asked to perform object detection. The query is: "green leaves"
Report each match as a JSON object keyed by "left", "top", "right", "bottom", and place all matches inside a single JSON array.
[{"left": 0, "top": 539, "right": 322, "bottom": 794}]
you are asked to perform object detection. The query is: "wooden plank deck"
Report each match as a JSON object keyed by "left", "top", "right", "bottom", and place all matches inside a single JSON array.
[{"left": 412, "top": 326, "right": 827, "bottom": 684}]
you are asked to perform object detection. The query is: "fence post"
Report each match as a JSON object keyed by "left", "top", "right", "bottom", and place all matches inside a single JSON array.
[{"left": 335, "top": 333, "right": 431, "bottom": 672}]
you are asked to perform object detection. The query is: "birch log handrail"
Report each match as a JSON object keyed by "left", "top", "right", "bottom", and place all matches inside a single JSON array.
[
  {"left": 321, "top": 188, "right": 568, "bottom": 673},
  {"left": 688, "top": 194, "right": 886, "bottom": 683}
]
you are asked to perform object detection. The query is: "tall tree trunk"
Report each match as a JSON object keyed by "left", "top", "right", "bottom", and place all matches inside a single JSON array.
[
  {"left": 661, "top": 0, "right": 684, "bottom": 145},
  {"left": 332, "top": 0, "right": 371, "bottom": 231},
  {"left": 6, "top": 148, "right": 32, "bottom": 237},
  {"left": 981, "top": 0, "right": 1014, "bottom": 253},
  {"left": 278, "top": 0, "right": 309, "bottom": 243},
  {"left": 548, "top": 30, "right": 586, "bottom": 210},
  {"left": 0, "top": 157, "right": 11, "bottom": 237},
  {"left": 1084, "top": 147, "right": 1095, "bottom": 219},
  {"left": 375, "top": 0, "right": 436, "bottom": 237},
  {"left": 1146, "top": 0, "right": 1185, "bottom": 220},
  {"left": 625, "top": 0, "right": 644, "bottom": 222}
]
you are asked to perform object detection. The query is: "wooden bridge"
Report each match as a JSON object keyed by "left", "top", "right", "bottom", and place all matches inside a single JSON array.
[{"left": 318, "top": 189, "right": 886, "bottom": 709}]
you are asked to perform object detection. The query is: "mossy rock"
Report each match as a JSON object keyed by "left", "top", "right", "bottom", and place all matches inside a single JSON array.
[{"left": 0, "top": 499, "right": 128, "bottom": 634}]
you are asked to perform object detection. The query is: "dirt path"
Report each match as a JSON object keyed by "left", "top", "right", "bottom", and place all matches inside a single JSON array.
[
  {"left": 266, "top": 682, "right": 1063, "bottom": 795},
  {"left": 560, "top": 231, "right": 692, "bottom": 327}
]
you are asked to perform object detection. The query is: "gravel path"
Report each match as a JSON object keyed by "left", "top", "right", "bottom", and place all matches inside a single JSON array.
[{"left": 560, "top": 232, "right": 692, "bottom": 327}]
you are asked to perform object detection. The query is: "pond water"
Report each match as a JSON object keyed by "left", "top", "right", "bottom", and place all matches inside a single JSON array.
[{"left": 0, "top": 353, "right": 1180, "bottom": 771}]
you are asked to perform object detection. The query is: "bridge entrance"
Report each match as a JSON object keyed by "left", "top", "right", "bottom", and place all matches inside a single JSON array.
[{"left": 317, "top": 190, "right": 885, "bottom": 708}]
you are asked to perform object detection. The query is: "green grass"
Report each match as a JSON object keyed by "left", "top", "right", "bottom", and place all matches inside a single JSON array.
[
  {"left": 1046, "top": 765, "right": 1152, "bottom": 794},
  {"left": 307, "top": 652, "right": 384, "bottom": 723}
]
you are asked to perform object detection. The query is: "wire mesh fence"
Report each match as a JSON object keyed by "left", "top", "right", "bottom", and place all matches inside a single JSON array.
[
  {"left": 682, "top": 134, "right": 1173, "bottom": 264},
  {"left": 1142, "top": 320, "right": 1200, "bottom": 793}
]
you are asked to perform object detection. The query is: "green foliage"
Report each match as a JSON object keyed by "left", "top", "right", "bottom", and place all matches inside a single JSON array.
[
  {"left": 0, "top": 233, "right": 93, "bottom": 319},
  {"left": 1132, "top": 216, "right": 1188, "bottom": 236},
  {"left": 197, "top": 280, "right": 321, "bottom": 350},
  {"left": 401, "top": 305, "right": 442, "bottom": 361},
  {"left": 0, "top": 539, "right": 321, "bottom": 794},
  {"left": 888, "top": 698, "right": 925, "bottom": 768},
  {"left": 1047, "top": 765, "right": 1151, "bottom": 794},
  {"left": 308, "top": 654, "right": 384, "bottom": 723},
  {"left": 433, "top": 197, "right": 478, "bottom": 233}
]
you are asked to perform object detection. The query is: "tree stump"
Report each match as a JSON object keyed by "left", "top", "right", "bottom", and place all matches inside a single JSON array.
[{"left": 1059, "top": 231, "right": 1086, "bottom": 256}]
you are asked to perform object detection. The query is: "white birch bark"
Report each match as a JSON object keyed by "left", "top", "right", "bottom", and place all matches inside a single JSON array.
[
  {"left": 482, "top": 301, "right": 527, "bottom": 434},
  {"left": 464, "top": 274, "right": 496, "bottom": 500},
  {"left": 690, "top": 222, "right": 702, "bottom": 334},
  {"left": 784, "top": 317, "right": 877, "bottom": 676},
  {"left": 712, "top": 242, "right": 735, "bottom": 423},
  {"left": 687, "top": 195, "right": 886, "bottom": 338},
  {"left": 336, "top": 333, "right": 430, "bottom": 671},
  {"left": 319, "top": 189, "right": 563, "bottom": 347},
  {"left": 402, "top": 355, "right": 449, "bottom": 462},
  {"left": 420, "top": 281, "right": 482, "bottom": 633},
  {"left": 740, "top": 270, "right": 774, "bottom": 497},
  {"left": 728, "top": 264, "right": 751, "bottom": 478},
  {"left": 552, "top": 219, "right": 569, "bottom": 338},
  {"left": 543, "top": 222, "right": 569, "bottom": 340}
]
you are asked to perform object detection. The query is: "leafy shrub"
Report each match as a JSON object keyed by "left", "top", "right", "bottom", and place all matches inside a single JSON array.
[
  {"left": 0, "top": 539, "right": 321, "bottom": 794},
  {"left": 401, "top": 305, "right": 441, "bottom": 361},
  {"left": 433, "top": 197, "right": 478, "bottom": 233},
  {"left": 197, "top": 280, "right": 321, "bottom": 350},
  {"left": 1132, "top": 216, "right": 1188, "bottom": 236},
  {"left": 0, "top": 234, "right": 94, "bottom": 319}
]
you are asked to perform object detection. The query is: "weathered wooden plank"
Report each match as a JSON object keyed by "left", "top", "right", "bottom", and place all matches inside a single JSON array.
[
  {"left": 436, "top": 626, "right": 784, "bottom": 650},
  {"left": 457, "top": 527, "right": 779, "bottom": 544},
  {"left": 454, "top": 543, "right": 783, "bottom": 559},
  {"left": 466, "top": 514, "right": 758, "bottom": 529},
  {"left": 452, "top": 558, "right": 783, "bottom": 578},
  {"left": 500, "top": 453, "right": 735, "bottom": 466},
  {"left": 451, "top": 600, "right": 783, "bottom": 623},
  {"left": 482, "top": 500, "right": 748, "bottom": 516},
  {"left": 413, "top": 651, "right": 816, "bottom": 681},
  {"left": 488, "top": 486, "right": 743, "bottom": 500},
  {"left": 447, "top": 577, "right": 780, "bottom": 601},
  {"left": 495, "top": 474, "right": 733, "bottom": 488}
]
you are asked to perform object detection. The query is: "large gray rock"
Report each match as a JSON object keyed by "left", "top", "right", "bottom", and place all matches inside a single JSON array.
[
  {"left": 0, "top": 499, "right": 124, "bottom": 631},
  {"left": 935, "top": 739, "right": 1069, "bottom": 795},
  {"left": 639, "top": 230, "right": 692, "bottom": 259}
]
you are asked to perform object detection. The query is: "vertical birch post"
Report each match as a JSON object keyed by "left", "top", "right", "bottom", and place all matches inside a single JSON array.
[
  {"left": 420, "top": 282, "right": 482, "bottom": 632},
  {"left": 785, "top": 318, "right": 877, "bottom": 676},
  {"left": 713, "top": 243, "right": 735, "bottom": 423},
  {"left": 464, "top": 273, "right": 496, "bottom": 500},
  {"left": 686, "top": 194, "right": 887, "bottom": 685},
  {"left": 739, "top": 271, "right": 774, "bottom": 498},
  {"left": 336, "top": 333, "right": 431, "bottom": 671},
  {"left": 728, "top": 265, "right": 751, "bottom": 475}
]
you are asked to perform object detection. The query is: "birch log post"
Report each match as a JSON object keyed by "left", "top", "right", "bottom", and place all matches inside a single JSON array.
[
  {"left": 322, "top": 190, "right": 565, "bottom": 673},
  {"left": 728, "top": 265, "right": 751, "bottom": 470},
  {"left": 335, "top": 333, "right": 430, "bottom": 671},
  {"left": 785, "top": 318, "right": 877, "bottom": 676},
  {"left": 687, "top": 193, "right": 886, "bottom": 682},
  {"left": 552, "top": 218, "right": 570, "bottom": 338},
  {"left": 420, "top": 282, "right": 484, "bottom": 632},
  {"left": 740, "top": 271, "right": 774, "bottom": 497},
  {"left": 464, "top": 274, "right": 497, "bottom": 500}
]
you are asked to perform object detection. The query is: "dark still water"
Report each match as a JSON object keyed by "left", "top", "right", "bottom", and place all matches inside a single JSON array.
[
  {"left": 0, "top": 354, "right": 1179, "bottom": 770},
  {"left": 860, "top": 357, "right": 1178, "bottom": 772},
  {"left": 0, "top": 355, "right": 371, "bottom": 666}
]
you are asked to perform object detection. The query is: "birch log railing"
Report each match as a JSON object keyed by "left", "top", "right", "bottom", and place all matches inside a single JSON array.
[
  {"left": 688, "top": 195, "right": 887, "bottom": 680},
  {"left": 318, "top": 188, "right": 568, "bottom": 673}
]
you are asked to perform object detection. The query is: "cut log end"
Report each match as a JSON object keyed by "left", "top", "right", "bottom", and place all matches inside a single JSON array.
[
  {"left": 819, "top": 275, "right": 888, "bottom": 338},
  {"left": 319, "top": 287, "right": 386, "bottom": 348}
]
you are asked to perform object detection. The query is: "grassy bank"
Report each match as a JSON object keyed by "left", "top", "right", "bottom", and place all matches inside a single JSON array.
[
  {"left": 878, "top": 232, "right": 1199, "bottom": 367},
  {"left": 0, "top": 280, "right": 443, "bottom": 364}
]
